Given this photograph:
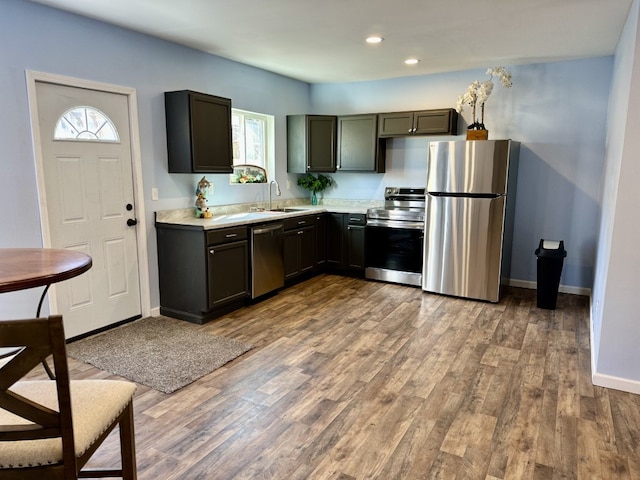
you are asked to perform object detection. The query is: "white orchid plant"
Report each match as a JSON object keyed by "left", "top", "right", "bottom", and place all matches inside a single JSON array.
[{"left": 456, "top": 67, "right": 512, "bottom": 130}]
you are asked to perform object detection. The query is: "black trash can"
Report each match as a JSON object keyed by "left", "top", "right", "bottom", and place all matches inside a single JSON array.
[{"left": 535, "top": 239, "right": 567, "bottom": 310}]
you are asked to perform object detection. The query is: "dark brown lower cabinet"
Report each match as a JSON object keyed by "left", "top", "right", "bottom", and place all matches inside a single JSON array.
[
  {"left": 156, "top": 224, "right": 249, "bottom": 324},
  {"left": 208, "top": 239, "right": 249, "bottom": 309},
  {"left": 326, "top": 213, "right": 366, "bottom": 274},
  {"left": 156, "top": 210, "right": 364, "bottom": 323},
  {"left": 283, "top": 215, "right": 316, "bottom": 282},
  {"left": 315, "top": 213, "right": 327, "bottom": 268},
  {"left": 346, "top": 222, "right": 366, "bottom": 270},
  {"left": 326, "top": 213, "right": 345, "bottom": 268}
]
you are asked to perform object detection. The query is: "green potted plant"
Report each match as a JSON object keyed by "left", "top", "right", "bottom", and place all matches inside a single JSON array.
[{"left": 297, "top": 173, "right": 333, "bottom": 205}]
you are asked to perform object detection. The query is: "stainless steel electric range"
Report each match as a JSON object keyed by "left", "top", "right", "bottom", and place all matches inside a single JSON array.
[{"left": 365, "top": 187, "right": 425, "bottom": 287}]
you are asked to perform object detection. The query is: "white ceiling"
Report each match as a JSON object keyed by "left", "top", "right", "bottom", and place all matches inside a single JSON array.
[{"left": 28, "top": 0, "right": 633, "bottom": 84}]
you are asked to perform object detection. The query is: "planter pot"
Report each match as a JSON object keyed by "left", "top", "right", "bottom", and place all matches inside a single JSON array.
[{"left": 466, "top": 129, "right": 489, "bottom": 140}]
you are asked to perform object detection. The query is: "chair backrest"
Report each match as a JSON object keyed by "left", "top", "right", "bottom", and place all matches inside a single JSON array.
[{"left": 0, "top": 316, "right": 76, "bottom": 469}]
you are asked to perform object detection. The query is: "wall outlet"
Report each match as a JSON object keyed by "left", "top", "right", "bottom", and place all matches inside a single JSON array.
[{"left": 151, "top": 188, "right": 159, "bottom": 201}]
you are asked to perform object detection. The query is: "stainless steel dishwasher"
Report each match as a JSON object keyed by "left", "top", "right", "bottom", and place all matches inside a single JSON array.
[{"left": 250, "top": 223, "right": 284, "bottom": 298}]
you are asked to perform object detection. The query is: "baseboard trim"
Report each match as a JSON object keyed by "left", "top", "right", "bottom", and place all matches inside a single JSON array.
[
  {"left": 588, "top": 293, "right": 640, "bottom": 395},
  {"left": 592, "top": 372, "right": 640, "bottom": 395},
  {"left": 589, "top": 297, "right": 598, "bottom": 394},
  {"left": 507, "top": 278, "right": 590, "bottom": 296},
  {"left": 150, "top": 306, "right": 161, "bottom": 317}
]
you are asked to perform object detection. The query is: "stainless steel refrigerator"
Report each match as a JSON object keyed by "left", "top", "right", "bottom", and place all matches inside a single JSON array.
[{"left": 422, "top": 139, "right": 520, "bottom": 302}]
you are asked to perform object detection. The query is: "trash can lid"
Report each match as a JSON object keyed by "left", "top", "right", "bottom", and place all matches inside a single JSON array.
[{"left": 535, "top": 239, "right": 567, "bottom": 257}]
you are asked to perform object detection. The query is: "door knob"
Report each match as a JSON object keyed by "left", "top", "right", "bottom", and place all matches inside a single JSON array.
[{"left": 127, "top": 218, "right": 138, "bottom": 227}]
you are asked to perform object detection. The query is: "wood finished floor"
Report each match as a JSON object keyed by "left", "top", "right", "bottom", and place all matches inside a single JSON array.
[{"left": 56, "top": 274, "right": 640, "bottom": 479}]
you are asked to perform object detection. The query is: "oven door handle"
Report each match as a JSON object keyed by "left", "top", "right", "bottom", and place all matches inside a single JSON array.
[{"left": 366, "top": 219, "right": 424, "bottom": 230}]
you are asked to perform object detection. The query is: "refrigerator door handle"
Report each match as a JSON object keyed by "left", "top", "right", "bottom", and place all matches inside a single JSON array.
[{"left": 428, "top": 192, "right": 502, "bottom": 199}]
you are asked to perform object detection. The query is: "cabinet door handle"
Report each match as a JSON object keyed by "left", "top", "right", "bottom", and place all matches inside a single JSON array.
[
  {"left": 297, "top": 221, "right": 306, "bottom": 225},
  {"left": 298, "top": 230, "right": 303, "bottom": 235},
  {"left": 349, "top": 218, "right": 361, "bottom": 223},
  {"left": 209, "top": 248, "right": 215, "bottom": 255},
  {"left": 225, "top": 233, "right": 238, "bottom": 238}
]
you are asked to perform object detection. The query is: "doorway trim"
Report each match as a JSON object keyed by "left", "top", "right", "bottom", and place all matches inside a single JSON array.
[{"left": 25, "top": 70, "right": 151, "bottom": 319}]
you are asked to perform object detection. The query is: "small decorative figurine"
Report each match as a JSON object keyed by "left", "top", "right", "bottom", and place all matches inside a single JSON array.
[{"left": 195, "top": 176, "right": 212, "bottom": 218}]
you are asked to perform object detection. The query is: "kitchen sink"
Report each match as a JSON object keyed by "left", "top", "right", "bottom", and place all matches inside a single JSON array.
[
  {"left": 213, "top": 211, "right": 282, "bottom": 221},
  {"left": 267, "top": 207, "right": 309, "bottom": 212}
]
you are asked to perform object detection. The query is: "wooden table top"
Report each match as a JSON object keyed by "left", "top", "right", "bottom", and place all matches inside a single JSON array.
[{"left": 0, "top": 248, "right": 93, "bottom": 293}]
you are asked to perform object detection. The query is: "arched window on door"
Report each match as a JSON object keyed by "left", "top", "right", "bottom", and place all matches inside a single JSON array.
[{"left": 54, "top": 106, "right": 120, "bottom": 142}]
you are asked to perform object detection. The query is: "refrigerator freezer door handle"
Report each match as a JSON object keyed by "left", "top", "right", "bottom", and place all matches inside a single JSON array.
[{"left": 428, "top": 192, "right": 502, "bottom": 199}]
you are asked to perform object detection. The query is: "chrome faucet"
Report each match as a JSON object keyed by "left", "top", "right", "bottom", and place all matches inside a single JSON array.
[{"left": 268, "top": 179, "right": 281, "bottom": 210}]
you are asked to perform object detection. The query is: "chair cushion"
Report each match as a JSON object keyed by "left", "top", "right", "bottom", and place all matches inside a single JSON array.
[{"left": 0, "top": 380, "right": 136, "bottom": 469}]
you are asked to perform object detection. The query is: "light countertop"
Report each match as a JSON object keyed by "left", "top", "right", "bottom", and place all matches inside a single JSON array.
[{"left": 155, "top": 201, "right": 381, "bottom": 230}]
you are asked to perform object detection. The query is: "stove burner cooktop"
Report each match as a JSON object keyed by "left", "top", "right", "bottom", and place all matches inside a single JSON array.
[{"left": 367, "top": 187, "right": 426, "bottom": 223}]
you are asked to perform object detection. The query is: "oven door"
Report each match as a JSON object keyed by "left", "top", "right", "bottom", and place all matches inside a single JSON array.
[{"left": 365, "top": 223, "right": 424, "bottom": 286}]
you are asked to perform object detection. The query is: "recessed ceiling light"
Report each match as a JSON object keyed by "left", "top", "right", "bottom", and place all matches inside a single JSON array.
[
  {"left": 366, "top": 36, "right": 384, "bottom": 44},
  {"left": 404, "top": 58, "right": 420, "bottom": 65}
]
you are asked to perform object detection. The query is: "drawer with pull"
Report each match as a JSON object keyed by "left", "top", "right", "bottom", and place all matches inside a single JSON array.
[
  {"left": 283, "top": 215, "right": 316, "bottom": 231},
  {"left": 206, "top": 226, "right": 248, "bottom": 245}
]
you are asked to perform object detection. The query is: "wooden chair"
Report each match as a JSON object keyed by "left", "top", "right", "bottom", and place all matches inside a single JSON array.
[{"left": 0, "top": 315, "right": 137, "bottom": 479}]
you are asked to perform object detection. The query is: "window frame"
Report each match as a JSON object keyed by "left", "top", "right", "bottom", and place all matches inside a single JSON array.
[
  {"left": 53, "top": 105, "right": 120, "bottom": 143},
  {"left": 230, "top": 108, "right": 274, "bottom": 184}
]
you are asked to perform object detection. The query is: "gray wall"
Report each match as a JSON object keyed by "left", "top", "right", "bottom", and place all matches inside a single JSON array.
[
  {"left": 0, "top": 0, "right": 310, "bottom": 315},
  {"left": 311, "top": 60, "right": 611, "bottom": 290},
  {"left": 592, "top": 0, "right": 640, "bottom": 391},
  {"left": 0, "top": 0, "right": 612, "bottom": 317}
]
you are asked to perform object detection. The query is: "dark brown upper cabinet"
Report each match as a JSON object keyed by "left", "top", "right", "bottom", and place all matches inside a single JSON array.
[
  {"left": 378, "top": 109, "right": 458, "bottom": 137},
  {"left": 165, "top": 90, "right": 233, "bottom": 173},
  {"left": 337, "top": 114, "right": 385, "bottom": 173},
  {"left": 287, "top": 115, "right": 337, "bottom": 173}
]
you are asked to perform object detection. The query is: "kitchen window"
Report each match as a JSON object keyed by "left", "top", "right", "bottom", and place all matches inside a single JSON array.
[{"left": 230, "top": 108, "right": 274, "bottom": 184}]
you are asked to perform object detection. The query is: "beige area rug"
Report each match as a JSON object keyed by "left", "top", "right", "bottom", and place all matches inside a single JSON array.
[{"left": 66, "top": 316, "right": 252, "bottom": 394}]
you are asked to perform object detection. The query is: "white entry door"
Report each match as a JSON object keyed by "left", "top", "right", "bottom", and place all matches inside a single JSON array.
[{"left": 34, "top": 81, "right": 142, "bottom": 338}]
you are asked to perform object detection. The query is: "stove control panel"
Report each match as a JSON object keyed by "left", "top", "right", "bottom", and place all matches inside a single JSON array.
[{"left": 384, "top": 187, "right": 426, "bottom": 201}]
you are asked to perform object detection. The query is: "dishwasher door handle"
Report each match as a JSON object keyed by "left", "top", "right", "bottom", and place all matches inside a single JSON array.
[{"left": 253, "top": 224, "right": 283, "bottom": 235}]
